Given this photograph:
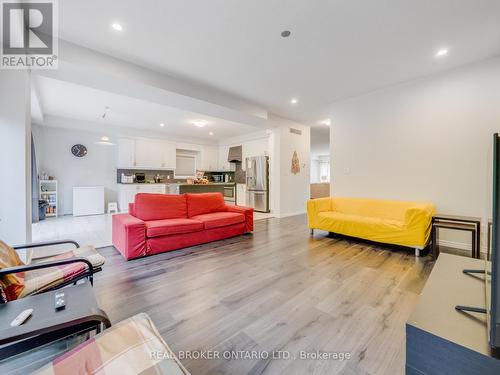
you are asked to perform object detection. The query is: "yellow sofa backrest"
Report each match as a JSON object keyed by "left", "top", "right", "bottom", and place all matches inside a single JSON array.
[{"left": 331, "top": 197, "right": 432, "bottom": 222}]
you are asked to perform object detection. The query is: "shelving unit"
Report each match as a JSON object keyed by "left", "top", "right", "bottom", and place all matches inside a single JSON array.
[{"left": 39, "top": 180, "right": 58, "bottom": 217}]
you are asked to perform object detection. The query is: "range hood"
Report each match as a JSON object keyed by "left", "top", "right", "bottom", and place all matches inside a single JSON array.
[{"left": 228, "top": 145, "right": 242, "bottom": 162}]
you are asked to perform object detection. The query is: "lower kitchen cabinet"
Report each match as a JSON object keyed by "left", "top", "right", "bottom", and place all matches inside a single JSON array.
[{"left": 118, "top": 184, "right": 166, "bottom": 212}]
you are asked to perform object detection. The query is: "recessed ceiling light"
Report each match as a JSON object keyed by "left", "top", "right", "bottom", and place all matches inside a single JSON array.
[
  {"left": 111, "top": 23, "right": 123, "bottom": 31},
  {"left": 159, "top": 123, "right": 165, "bottom": 127},
  {"left": 281, "top": 30, "right": 291, "bottom": 38},
  {"left": 290, "top": 98, "right": 298, "bottom": 104},
  {"left": 209, "top": 132, "right": 214, "bottom": 136},
  {"left": 435, "top": 48, "right": 448, "bottom": 58},
  {"left": 95, "top": 136, "right": 115, "bottom": 146},
  {"left": 193, "top": 120, "right": 207, "bottom": 128}
]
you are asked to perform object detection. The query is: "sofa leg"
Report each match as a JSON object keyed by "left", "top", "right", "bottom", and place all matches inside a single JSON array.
[
  {"left": 415, "top": 248, "right": 421, "bottom": 257},
  {"left": 310, "top": 229, "right": 314, "bottom": 236}
]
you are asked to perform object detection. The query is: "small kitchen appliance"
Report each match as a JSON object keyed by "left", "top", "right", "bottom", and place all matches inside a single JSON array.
[{"left": 134, "top": 172, "right": 146, "bottom": 183}]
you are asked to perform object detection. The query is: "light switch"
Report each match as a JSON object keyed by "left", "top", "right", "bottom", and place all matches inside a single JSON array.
[{"left": 343, "top": 167, "right": 350, "bottom": 175}]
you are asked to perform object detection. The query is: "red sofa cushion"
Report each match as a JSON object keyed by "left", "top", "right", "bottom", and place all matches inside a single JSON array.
[
  {"left": 192, "top": 212, "right": 245, "bottom": 229},
  {"left": 145, "top": 218, "right": 204, "bottom": 238},
  {"left": 134, "top": 194, "right": 187, "bottom": 221},
  {"left": 186, "top": 193, "right": 226, "bottom": 217}
]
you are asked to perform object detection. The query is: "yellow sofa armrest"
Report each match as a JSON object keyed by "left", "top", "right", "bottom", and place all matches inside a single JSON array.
[
  {"left": 307, "top": 198, "right": 332, "bottom": 228},
  {"left": 404, "top": 204, "right": 436, "bottom": 228}
]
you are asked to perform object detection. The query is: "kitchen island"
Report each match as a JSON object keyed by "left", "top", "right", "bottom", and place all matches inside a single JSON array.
[{"left": 179, "top": 183, "right": 236, "bottom": 204}]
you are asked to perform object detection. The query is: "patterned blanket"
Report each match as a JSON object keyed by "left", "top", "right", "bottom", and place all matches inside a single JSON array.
[{"left": 33, "top": 313, "right": 190, "bottom": 375}]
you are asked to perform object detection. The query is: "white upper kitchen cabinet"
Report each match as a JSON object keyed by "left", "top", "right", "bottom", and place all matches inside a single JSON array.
[
  {"left": 117, "top": 138, "right": 136, "bottom": 168},
  {"left": 118, "top": 137, "right": 176, "bottom": 169},
  {"left": 135, "top": 138, "right": 164, "bottom": 168},
  {"left": 200, "top": 146, "right": 218, "bottom": 171},
  {"left": 162, "top": 143, "right": 176, "bottom": 169},
  {"left": 217, "top": 145, "right": 235, "bottom": 171}
]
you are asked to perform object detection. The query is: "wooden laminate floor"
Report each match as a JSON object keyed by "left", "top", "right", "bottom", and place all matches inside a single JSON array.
[{"left": 91, "top": 214, "right": 434, "bottom": 375}]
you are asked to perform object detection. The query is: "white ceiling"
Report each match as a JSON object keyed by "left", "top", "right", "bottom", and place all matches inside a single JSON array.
[
  {"left": 34, "top": 76, "right": 259, "bottom": 141},
  {"left": 58, "top": 0, "right": 500, "bottom": 123}
]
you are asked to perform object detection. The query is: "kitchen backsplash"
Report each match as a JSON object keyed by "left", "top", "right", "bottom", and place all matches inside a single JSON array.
[
  {"left": 117, "top": 169, "right": 175, "bottom": 183},
  {"left": 234, "top": 162, "right": 246, "bottom": 184},
  {"left": 116, "top": 169, "right": 236, "bottom": 183}
]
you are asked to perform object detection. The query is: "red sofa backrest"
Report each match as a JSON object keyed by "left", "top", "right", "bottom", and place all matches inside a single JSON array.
[
  {"left": 186, "top": 193, "right": 226, "bottom": 217},
  {"left": 134, "top": 193, "right": 187, "bottom": 221}
]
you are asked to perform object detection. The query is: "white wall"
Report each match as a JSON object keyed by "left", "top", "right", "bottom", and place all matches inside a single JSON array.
[
  {"left": 34, "top": 125, "right": 118, "bottom": 215},
  {"left": 330, "top": 57, "right": 500, "bottom": 250},
  {"left": 311, "top": 127, "right": 330, "bottom": 158},
  {"left": 0, "top": 71, "right": 32, "bottom": 245},
  {"left": 270, "top": 115, "right": 311, "bottom": 217}
]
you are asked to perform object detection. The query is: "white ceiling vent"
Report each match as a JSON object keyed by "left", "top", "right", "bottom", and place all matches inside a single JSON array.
[{"left": 289, "top": 128, "right": 302, "bottom": 135}]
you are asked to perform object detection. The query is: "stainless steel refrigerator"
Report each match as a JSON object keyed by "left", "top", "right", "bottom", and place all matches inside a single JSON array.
[{"left": 245, "top": 156, "right": 269, "bottom": 212}]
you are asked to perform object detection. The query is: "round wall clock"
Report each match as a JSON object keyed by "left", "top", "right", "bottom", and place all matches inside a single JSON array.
[{"left": 71, "top": 144, "right": 87, "bottom": 157}]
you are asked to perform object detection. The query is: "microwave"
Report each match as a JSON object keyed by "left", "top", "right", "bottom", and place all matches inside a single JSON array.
[{"left": 212, "top": 175, "right": 224, "bottom": 182}]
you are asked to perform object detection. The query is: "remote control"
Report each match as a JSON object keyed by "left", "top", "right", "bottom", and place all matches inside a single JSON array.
[
  {"left": 55, "top": 292, "right": 66, "bottom": 310},
  {"left": 10, "top": 309, "right": 33, "bottom": 327}
]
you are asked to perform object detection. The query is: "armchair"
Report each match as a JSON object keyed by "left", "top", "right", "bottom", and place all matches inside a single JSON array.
[{"left": 0, "top": 239, "right": 105, "bottom": 303}]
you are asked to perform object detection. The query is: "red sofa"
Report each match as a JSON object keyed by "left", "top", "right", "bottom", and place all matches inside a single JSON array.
[{"left": 112, "top": 192, "right": 254, "bottom": 260}]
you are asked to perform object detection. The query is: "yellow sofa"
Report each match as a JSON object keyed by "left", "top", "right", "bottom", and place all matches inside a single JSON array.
[{"left": 307, "top": 197, "right": 435, "bottom": 254}]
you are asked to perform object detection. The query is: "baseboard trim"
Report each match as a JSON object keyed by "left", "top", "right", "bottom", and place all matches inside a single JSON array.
[
  {"left": 438, "top": 239, "right": 487, "bottom": 256},
  {"left": 276, "top": 210, "right": 306, "bottom": 218}
]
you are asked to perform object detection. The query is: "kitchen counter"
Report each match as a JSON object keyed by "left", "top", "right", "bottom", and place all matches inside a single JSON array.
[
  {"left": 118, "top": 182, "right": 168, "bottom": 185},
  {"left": 178, "top": 182, "right": 235, "bottom": 186},
  {"left": 118, "top": 182, "right": 235, "bottom": 186}
]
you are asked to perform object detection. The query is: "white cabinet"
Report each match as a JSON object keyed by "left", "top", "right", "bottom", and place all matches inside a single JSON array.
[
  {"left": 217, "top": 145, "right": 235, "bottom": 171},
  {"left": 162, "top": 144, "right": 176, "bottom": 169},
  {"left": 236, "top": 184, "right": 246, "bottom": 206},
  {"left": 200, "top": 146, "right": 218, "bottom": 171},
  {"left": 135, "top": 139, "right": 164, "bottom": 168},
  {"left": 118, "top": 184, "right": 167, "bottom": 212},
  {"left": 118, "top": 185, "right": 136, "bottom": 212},
  {"left": 119, "top": 138, "right": 176, "bottom": 169},
  {"left": 118, "top": 138, "right": 136, "bottom": 168}
]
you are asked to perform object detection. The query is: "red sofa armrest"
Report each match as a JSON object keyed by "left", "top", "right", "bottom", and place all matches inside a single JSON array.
[
  {"left": 112, "top": 214, "right": 147, "bottom": 260},
  {"left": 128, "top": 202, "right": 135, "bottom": 215},
  {"left": 226, "top": 205, "right": 254, "bottom": 232}
]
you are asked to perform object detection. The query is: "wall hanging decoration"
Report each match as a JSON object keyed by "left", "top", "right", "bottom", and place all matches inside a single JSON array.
[{"left": 291, "top": 151, "right": 300, "bottom": 174}]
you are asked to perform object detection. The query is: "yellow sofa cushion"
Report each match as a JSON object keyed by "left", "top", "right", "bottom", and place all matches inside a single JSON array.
[{"left": 307, "top": 197, "right": 435, "bottom": 248}]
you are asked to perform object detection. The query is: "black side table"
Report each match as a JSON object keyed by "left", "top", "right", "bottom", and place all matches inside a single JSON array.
[
  {"left": 432, "top": 214, "right": 481, "bottom": 259},
  {"left": 0, "top": 282, "right": 110, "bottom": 360}
]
